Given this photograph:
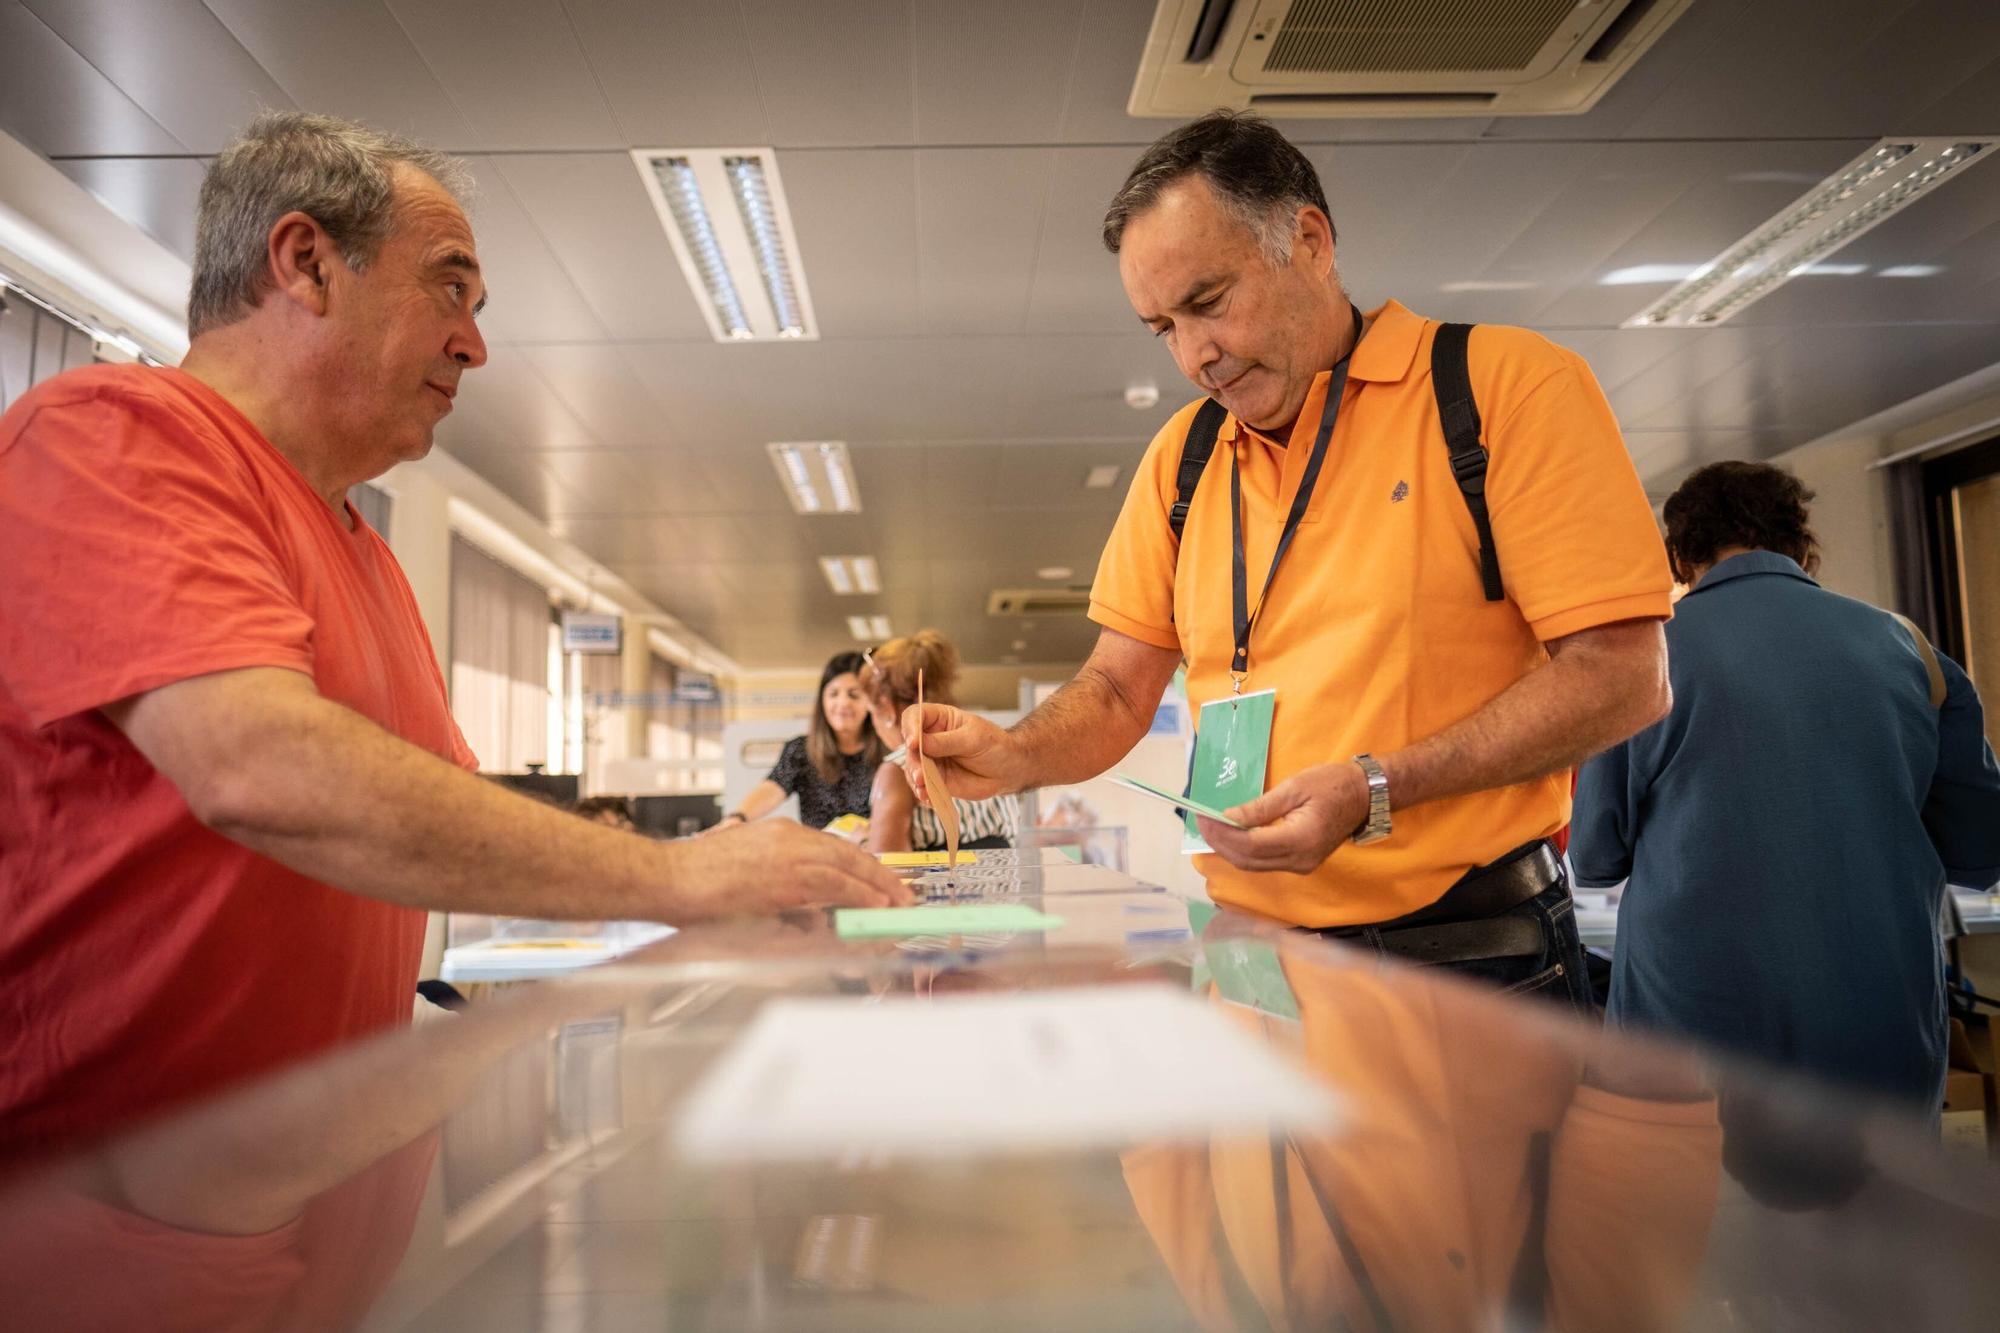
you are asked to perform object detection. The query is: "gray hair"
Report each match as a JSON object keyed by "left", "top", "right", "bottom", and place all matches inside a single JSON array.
[
  {"left": 188, "top": 110, "right": 474, "bottom": 337},
  {"left": 1103, "top": 110, "right": 1332, "bottom": 268}
]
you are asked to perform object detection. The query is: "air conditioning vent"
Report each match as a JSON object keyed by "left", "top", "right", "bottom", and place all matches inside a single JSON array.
[
  {"left": 987, "top": 588, "right": 1093, "bottom": 617},
  {"left": 1130, "top": 0, "right": 1695, "bottom": 119}
]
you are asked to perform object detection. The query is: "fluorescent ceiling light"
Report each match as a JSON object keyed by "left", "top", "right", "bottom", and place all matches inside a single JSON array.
[
  {"left": 1600, "top": 263, "right": 1705, "bottom": 286},
  {"left": 1879, "top": 264, "right": 1944, "bottom": 278},
  {"left": 767, "top": 442, "right": 860, "bottom": 514},
  {"left": 1037, "top": 566, "right": 1074, "bottom": 580},
  {"left": 1625, "top": 137, "right": 1995, "bottom": 327},
  {"left": 632, "top": 147, "right": 818, "bottom": 343},
  {"left": 818, "top": 555, "right": 880, "bottom": 595},
  {"left": 723, "top": 156, "right": 806, "bottom": 338},
  {"left": 846, "top": 615, "right": 873, "bottom": 641},
  {"left": 1084, "top": 465, "right": 1121, "bottom": 490},
  {"left": 1438, "top": 279, "right": 1537, "bottom": 292},
  {"left": 868, "top": 615, "right": 892, "bottom": 640}
]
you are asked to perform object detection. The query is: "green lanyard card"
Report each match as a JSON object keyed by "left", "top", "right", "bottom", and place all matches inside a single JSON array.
[{"left": 1183, "top": 688, "right": 1276, "bottom": 855}]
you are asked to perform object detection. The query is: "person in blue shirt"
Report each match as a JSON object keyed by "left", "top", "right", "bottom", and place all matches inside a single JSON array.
[{"left": 1572, "top": 461, "right": 2000, "bottom": 1112}]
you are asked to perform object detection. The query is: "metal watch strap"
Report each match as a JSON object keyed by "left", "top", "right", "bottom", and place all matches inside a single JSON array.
[{"left": 1351, "top": 754, "right": 1391, "bottom": 845}]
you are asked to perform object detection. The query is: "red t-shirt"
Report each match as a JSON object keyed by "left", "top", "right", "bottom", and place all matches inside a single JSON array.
[{"left": 0, "top": 365, "right": 477, "bottom": 1158}]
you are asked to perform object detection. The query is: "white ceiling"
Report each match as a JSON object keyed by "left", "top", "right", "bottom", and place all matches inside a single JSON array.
[{"left": 3, "top": 0, "right": 1997, "bottom": 669}]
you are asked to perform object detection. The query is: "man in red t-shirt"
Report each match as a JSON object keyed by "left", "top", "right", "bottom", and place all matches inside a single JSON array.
[{"left": 0, "top": 111, "right": 907, "bottom": 1159}]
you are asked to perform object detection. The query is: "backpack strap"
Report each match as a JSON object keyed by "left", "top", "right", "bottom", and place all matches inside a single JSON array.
[
  {"left": 1888, "top": 611, "right": 1947, "bottom": 709},
  {"left": 1169, "top": 398, "right": 1230, "bottom": 545},
  {"left": 1431, "top": 323, "right": 1506, "bottom": 602}
]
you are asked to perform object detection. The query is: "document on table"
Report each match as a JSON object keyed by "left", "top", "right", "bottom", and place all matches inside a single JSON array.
[
  {"left": 834, "top": 904, "right": 1063, "bottom": 938},
  {"left": 675, "top": 986, "right": 1341, "bottom": 1163}
]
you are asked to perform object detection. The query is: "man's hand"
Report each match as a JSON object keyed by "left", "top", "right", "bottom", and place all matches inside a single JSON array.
[
  {"left": 1197, "top": 761, "right": 1368, "bottom": 874},
  {"left": 898, "top": 702, "right": 1025, "bottom": 801},
  {"left": 663, "top": 819, "right": 912, "bottom": 920}
]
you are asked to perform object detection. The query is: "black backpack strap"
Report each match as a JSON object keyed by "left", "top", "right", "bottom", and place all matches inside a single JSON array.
[
  {"left": 1169, "top": 398, "right": 1229, "bottom": 545},
  {"left": 1431, "top": 322, "right": 1505, "bottom": 602}
]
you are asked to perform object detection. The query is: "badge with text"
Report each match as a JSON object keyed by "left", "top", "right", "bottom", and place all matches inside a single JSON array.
[{"left": 1182, "top": 688, "right": 1276, "bottom": 855}]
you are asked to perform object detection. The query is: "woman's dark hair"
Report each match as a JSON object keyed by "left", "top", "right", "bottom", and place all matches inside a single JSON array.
[
  {"left": 1102, "top": 109, "right": 1332, "bottom": 264},
  {"left": 806, "top": 650, "right": 881, "bottom": 785},
  {"left": 1662, "top": 461, "right": 1820, "bottom": 585}
]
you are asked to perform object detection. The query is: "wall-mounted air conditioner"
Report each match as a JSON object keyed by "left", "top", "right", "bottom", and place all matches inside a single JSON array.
[{"left": 1130, "top": 0, "right": 1695, "bottom": 119}]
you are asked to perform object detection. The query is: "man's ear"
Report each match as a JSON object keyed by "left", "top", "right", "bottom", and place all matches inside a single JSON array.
[
  {"left": 1293, "top": 204, "right": 1335, "bottom": 279},
  {"left": 266, "top": 211, "right": 337, "bottom": 317}
]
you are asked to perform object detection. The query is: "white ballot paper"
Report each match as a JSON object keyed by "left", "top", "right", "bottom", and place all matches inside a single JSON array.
[{"left": 676, "top": 985, "right": 1341, "bottom": 1163}]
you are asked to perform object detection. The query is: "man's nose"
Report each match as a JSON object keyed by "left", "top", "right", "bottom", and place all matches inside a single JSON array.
[{"left": 451, "top": 315, "right": 488, "bottom": 369}]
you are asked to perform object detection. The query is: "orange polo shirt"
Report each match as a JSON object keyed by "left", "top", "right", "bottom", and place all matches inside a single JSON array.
[{"left": 1090, "top": 300, "right": 1671, "bottom": 927}]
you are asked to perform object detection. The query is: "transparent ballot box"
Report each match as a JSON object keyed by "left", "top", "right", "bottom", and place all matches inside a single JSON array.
[{"left": 5, "top": 895, "right": 1996, "bottom": 1332}]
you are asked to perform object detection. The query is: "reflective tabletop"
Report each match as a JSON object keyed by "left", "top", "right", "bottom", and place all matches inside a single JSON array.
[{"left": 3, "top": 864, "right": 1995, "bottom": 1332}]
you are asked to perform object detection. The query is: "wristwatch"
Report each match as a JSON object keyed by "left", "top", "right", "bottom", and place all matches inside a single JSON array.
[{"left": 1350, "top": 754, "right": 1391, "bottom": 845}]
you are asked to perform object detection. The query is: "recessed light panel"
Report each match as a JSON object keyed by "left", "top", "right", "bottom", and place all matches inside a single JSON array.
[{"left": 1624, "top": 138, "right": 1995, "bottom": 327}]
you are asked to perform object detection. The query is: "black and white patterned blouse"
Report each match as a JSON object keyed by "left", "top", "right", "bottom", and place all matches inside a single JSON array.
[
  {"left": 766, "top": 736, "right": 874, "bottom": 829},
  {"left": 882, "top": 746, "right": 1019, "bottom": 848}
]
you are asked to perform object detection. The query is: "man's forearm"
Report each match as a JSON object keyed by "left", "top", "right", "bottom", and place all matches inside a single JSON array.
[
  {"left": 1005, "top": 663, "right": 1157, "bottom": 790},
  {"left": 1380, "top": 621, "right": 1668, "bottom": 811},
  {"left": 152, "top": 674, "right": 679, "bottom": 921}
]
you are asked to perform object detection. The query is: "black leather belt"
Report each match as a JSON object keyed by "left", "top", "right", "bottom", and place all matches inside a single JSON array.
[{"left": 1313, "top": 840, "right": 1564, "bottom": 964}]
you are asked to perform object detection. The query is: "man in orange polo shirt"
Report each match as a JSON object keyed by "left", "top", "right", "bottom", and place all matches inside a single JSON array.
[{"left": 909, "top": 112, "right": 1670, "bottom": 1006}]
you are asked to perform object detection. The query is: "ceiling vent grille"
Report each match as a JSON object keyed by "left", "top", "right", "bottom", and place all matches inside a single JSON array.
[
  {"left": 1263, "top": 0, "right": 1579, "bottom": 74},
  {"left": 987, "top": 588, "right": 1092, "bottom": 617},
  {"left": 1130, "top": 0, "right": 1694, "bottom": 118}
]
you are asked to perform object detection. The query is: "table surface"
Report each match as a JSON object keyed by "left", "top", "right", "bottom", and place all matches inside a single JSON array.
[{"left": 4, "top": 854, "right": 1996, "bottom": 1332}]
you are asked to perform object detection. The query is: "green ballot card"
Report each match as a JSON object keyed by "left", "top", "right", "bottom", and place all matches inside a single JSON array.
[
  {"left": 835, "top": 904, "right": 1066, "bottom": 939},
  {"left": 1108, "top": 773, "right": 1246, "bottom": 828},
  {"left": 1184, "top": 688, "right": 1276, "bottom": 854}
]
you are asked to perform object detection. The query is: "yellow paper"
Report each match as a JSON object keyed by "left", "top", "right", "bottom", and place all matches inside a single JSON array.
[{"left": 879, "top": 851, "right": 982, "bottom": 868}]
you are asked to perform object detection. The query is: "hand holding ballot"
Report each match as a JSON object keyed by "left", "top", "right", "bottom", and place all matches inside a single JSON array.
[
  {"left": 1196, "top": 761, "right": 1374, "bottom": 876},
  {"left": 898, "top": 701, "right": 1026, "bottom": 803}
]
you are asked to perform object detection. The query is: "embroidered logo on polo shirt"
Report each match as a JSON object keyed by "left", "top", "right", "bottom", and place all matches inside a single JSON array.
[{"left": 1390, "top": 480, "right": 1409, "bottom": 503}]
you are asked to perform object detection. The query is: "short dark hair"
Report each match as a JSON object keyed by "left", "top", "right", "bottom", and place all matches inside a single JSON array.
[
  {"left": 1662, "top": 461, "right": 1820, "bottom": 583},
  {"left": 1102, "top": 110, "right": 1331, "bottom": 263}
]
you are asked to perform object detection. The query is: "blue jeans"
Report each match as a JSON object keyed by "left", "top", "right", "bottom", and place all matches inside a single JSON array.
[{"left": 1440, "top": 878, "right": 1595, "bottom": 1013}]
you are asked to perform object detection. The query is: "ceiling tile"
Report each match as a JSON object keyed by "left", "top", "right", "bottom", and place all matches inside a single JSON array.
[
  {"left": 457, "top": 156, "right": 611, "bottom": 345},
  {"left": 203, "top": 0, "right": 477, "bottom": 148},
  {"left": 0, "top": 1, "right": 185, "bottom": 156},
  {"left": 911, "top": 0, "right": 1085, "bottom": 144},
  {"left": 1024, "top": 147, "right": 1150, "bottom": 334},
  {"left": 774, "top": 148, "right": 919, "bottom": 339},
  {"left": 449, "top": 345, "right": 601, "bottom": 450},
  {"left": 21, "top": 0, "right": 294, "bottom": 152},
  {"left": 564, "top": 0, "right": 770, "bottom": 146},
  {"left": 382, "top": 0, "right": 623, "bottom": 150},
  {"left": 916, "top": 148, "right": 1054, "bottom": 334},
  {"left": 738, "top": 0, "right": 914, "bottom": 147},
  {"left": 513, "top": 340, "right": 687, "bottom": 448},
  {"left": 489, "top": 153, "right": 712, "bottom": 342}
]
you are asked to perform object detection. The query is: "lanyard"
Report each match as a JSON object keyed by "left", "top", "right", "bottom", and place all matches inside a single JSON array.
[{"left": 1228, "top": 304, "right": 1363, "bottom": 692}]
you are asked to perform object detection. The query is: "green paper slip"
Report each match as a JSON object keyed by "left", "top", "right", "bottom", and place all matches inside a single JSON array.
[
  {"left": 835, "top": 904, "right": 1066, "bottom": 939},
  {"left": 1109, "top": 773, "right": 1246, "bottom": 829},
  {"left": 1183, "top": 688, "right": 1276, "bottom": 853}
]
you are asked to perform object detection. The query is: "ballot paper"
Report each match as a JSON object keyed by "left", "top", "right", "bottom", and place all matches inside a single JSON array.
[
  {"left": 915, "top": 668, "right": 961, "bottom": 869},
  {"left": 675, "top": 986, "right": 1341, "bottom": 1163},
  {"left": 1108, "top": 772, "right": 1246, "bottom": 828},
  {"left": 834, "top": 904, "right": 1064, "bottom": 938}
]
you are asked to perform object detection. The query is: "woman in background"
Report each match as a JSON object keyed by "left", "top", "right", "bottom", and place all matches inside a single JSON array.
[
  {"left": 861, "top": 631, "right": 1018, "bottom": 853},
  {"left": 718, "top": 651, "right": 882, "bottom": 831}
]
